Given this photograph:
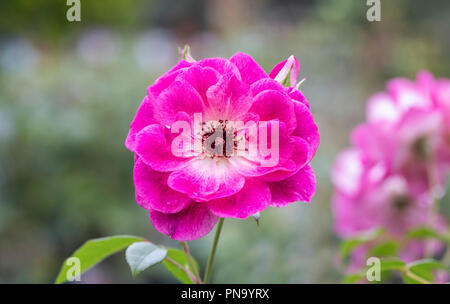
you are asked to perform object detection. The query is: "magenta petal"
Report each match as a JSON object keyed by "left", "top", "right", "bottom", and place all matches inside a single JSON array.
[
  {"left": 269, "top": 55, "right": 300, "bottom": 87},
  {"left": 287, "top": 87, "right": 310, "bottom": 108},
  {"left": 125, "top": 96, "right": 156, "bottom": 152},
  {"left": 269, "top": 164, "right": 316, "bottom": 207},
  {"left": 258, "top": 136, "right": 309, "bottom": 182},
  {"left": 167, "top": 159, "right": 245, "bottom": 201},
  {"left": 291, "top": 101, "right": 320, "bottom": 161},
  {"left": 230, "top": 121, "right": 296, "bottom": 177},
  {"left": 134, "top": 159, "right": 190, "bottom": 213},
  {"left": 249, "top": 89, "right": 297, "bottom": 133},
  {"left": 197, "top": 57, "right": 241, "bottom": 79},
  {"left": 149, "top": 203, "right": 218, "bottom": 241},
  {"left": 152, "top": 80, "right": 204, "bottom": 126},
  {"left": 147, "top": 65, "right": 188, "bottom": 100},
  {"left": 229, "top": 52, "right": 268, "bottom": 85},
  {"left": 135, "top": 124, "right": 190, "bottom": 172},
  {"left": 206, "top": 74, "right": 252, "bottom": 120},
  {"left": 177, "top": 65, "right": 219, "bottom": 105},
  {"left": 207, "top": 178, "right": 271, "bottom": 219},
  {"left": 250, "top": 78, "right": 285, "bottom": 97}
]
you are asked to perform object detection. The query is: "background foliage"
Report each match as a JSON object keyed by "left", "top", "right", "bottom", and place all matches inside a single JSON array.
[{"left": 0, "top": 0, "right": 449, "bottom": 283}]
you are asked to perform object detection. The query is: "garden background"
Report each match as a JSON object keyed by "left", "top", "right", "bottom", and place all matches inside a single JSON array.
[{"left": 0, "top": 0, "right": 449, "bottom": 283}]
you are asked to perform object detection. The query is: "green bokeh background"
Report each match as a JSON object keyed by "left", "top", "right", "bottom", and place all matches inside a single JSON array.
[{"left": 0, "top": 0, "right": 449, "bottom": 283}]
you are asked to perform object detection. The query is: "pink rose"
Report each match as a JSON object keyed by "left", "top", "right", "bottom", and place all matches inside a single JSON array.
[{"left": 126, "top": 52, "right": 319, "bottom": 240}]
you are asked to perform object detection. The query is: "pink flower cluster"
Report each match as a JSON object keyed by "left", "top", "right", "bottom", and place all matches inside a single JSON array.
[
  {"left": 126, "top": 52, "right": 319, "bottom": 241},
  {"left": 332, "top": 71, "right": 450, "bottom": 263}
]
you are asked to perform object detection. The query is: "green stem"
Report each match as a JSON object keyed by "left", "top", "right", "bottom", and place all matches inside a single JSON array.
[
  {"left": 180, "top": 241, "right": 202, "bottom": 283},
  {"left": 425, "top": 160, "right": 440, "bottom": 258},
  {"left": 203, "top": 218, "right": 224, "bottom": 284},
  {"left": 166, "top": 256, "right": 198, "bottom": 284}
]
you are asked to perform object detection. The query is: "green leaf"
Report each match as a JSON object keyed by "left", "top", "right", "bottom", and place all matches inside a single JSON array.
[
  {"left": 163, "top": 248, "right": 199, "bottom": 284},
  {"left": 369, "top": 241, "right": 399, "bottom": 257},
  {"left": 55, "top": 235, "right": 145, "bottom": 284},
  {"left": 402, "top": 259, "right": 447, "bottom": 284},
  {"left": 407, "top": 227, "right": 450, "bottom": 243},
  {"left": 342, "top": 273, "right": 365, "bottom": 284},
  {"left": 379, "top": 258, "right": 406, "bottom": 272},
  {"left": 339, "top": 229, "right": 384, "bottom": 260},
  {"left": 125, "top": 242, "right": 167, "bottom": 278}
]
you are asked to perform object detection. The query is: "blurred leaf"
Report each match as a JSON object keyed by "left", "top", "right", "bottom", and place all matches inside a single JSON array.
[
  {"left": 125, "top": 242, "right": 167, "bottom": 278},
  {"left": 402, "top": 259, "right": 447, "bottom": 284},
  {"left": 407, "top": 227, "right": 450, "bottom": 243},
  {"left": 342, "top": 273, "right": 365, "bottom": 284},
  {"left": 369, "top": 241, "right": 399, "bottom": 257},
  {"left": 163, "top": 248, "right": 199, "bottom": 284},
  {"left": 339, "top": 229, "right": 384, "bottom": 259},
  {"left": 55, "top": 235, "right": 145, "bottom": 284},
  {"left": 380, "top": 258, "right": 406, "bottom": 271}
]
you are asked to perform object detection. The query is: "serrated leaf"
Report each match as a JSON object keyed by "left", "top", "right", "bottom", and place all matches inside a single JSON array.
[
  {"left": 55, "top": 235, "right": 145, "bottom": 284},
  {"left": 163, "top": 248, "right": 199, "bottom": 284},
  {"left": 126, "top": 242, "right": 167, "bottom": 278}
]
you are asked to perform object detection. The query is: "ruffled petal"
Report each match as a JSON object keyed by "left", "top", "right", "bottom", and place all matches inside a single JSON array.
[
  {"left": 147, "top": 60, "right": 192, "bottom": 100},
  {"left": 205, "top": 74, "right": 252, "bottom": 120},
  {"left": 250, "top": 78, "right": 284, "bottom": 97},
  {"left": 151, "top": 80, "right": 204, "bottom": 126},
  {"left": 230, "top": 121, "right": 297, "bottom": 177},
  {"left": 149, "top": 203, "right": 218, "bottom": 241},
  {"left": 287, "top": 87, "right": 310, "bottom": 108},
  {"left": 291, "top": 101, "right": 320, "bottom": 161},
  {"left": 134, "top": 159, "right": 190, "bottom": 213},
  {"left": 229, "top": 52, "right": 268, "bottom": 85},
  {"left": 269, "top": 164, "right": 316, "bottom": 207},
  {"left": 249, "top": 89, "right": 297, "bottom": 133},
  {"left": 197, "top": 57, "right": 241, "bottom": 80},
  {"left": 177, "top": 64, "right": 219, "bottom": 106},
  {"left": 125, "top": 96, "right": 157, "bottom": 152},
  {"left": 207, "top": 178, "right": 271, "bottom": 218},
  {"left": 135, "top": 124, "right": 191, "bottom": 172},
  {"left": 167, "top": 158, "right": 245, "bottom": 201},
  {"left": 257, "top": 136, "right": 309, "bottom": 182}
]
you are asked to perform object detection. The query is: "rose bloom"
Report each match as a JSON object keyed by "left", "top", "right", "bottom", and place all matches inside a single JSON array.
[
  {"left": 332, "top": 71, "right": 449, "bottom": 269},
  {"left": 359, "top": 71, "right": 450, "bottom": 196},
  {"left": 126, "top": 52, "right": 319, "bottom": 240}
]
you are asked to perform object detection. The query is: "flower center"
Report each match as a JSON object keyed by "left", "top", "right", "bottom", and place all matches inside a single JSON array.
[
  {"left": 392, "top": 195, "right": 411, "bottom": 213},
  {"left": 201, "top": 120, "right": 237, "bottom": 158}
]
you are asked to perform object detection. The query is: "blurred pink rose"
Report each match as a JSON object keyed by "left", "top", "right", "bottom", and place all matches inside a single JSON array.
[{"left": 332, "top": 71, "right": 449, "bottom": 271}]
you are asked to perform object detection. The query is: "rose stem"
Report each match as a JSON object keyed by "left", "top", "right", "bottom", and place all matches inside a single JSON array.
[
  {"left": 180, "top": 241, "right": 202, "bottom": 283},
  {"left": 203, "top": 218, "right": 225, "bottom": 284}
]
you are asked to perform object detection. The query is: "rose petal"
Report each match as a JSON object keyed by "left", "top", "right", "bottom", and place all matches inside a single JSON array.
[
  {"left": 167, "top": 158, "right": 245, "bottom": 201},
  {"left": 249, "top": 89, "right": 297, "bottom": 134},
  {"left": 135, "top": 124, "right": 191, "bottom": 172},
  {"left": 269, "top": 164, "right": 316, "bottom": 206},
  {"left": 207, "top": 178, "right": 271, "bottom": 218},
  {"left": 125, "top": 96, "right": 157, "bottom": 152},
  {"left": 229, "top": 52, "right": 268, "bottom": 85},
  {"left": 149, "top": 203, "right": 218, "bottom": 241},
  {"left": 134, "top": 159, "right": 190, "bottom": 213},
  {"left": 152, "top": 80, "right": 204, "bottom": 126}
]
